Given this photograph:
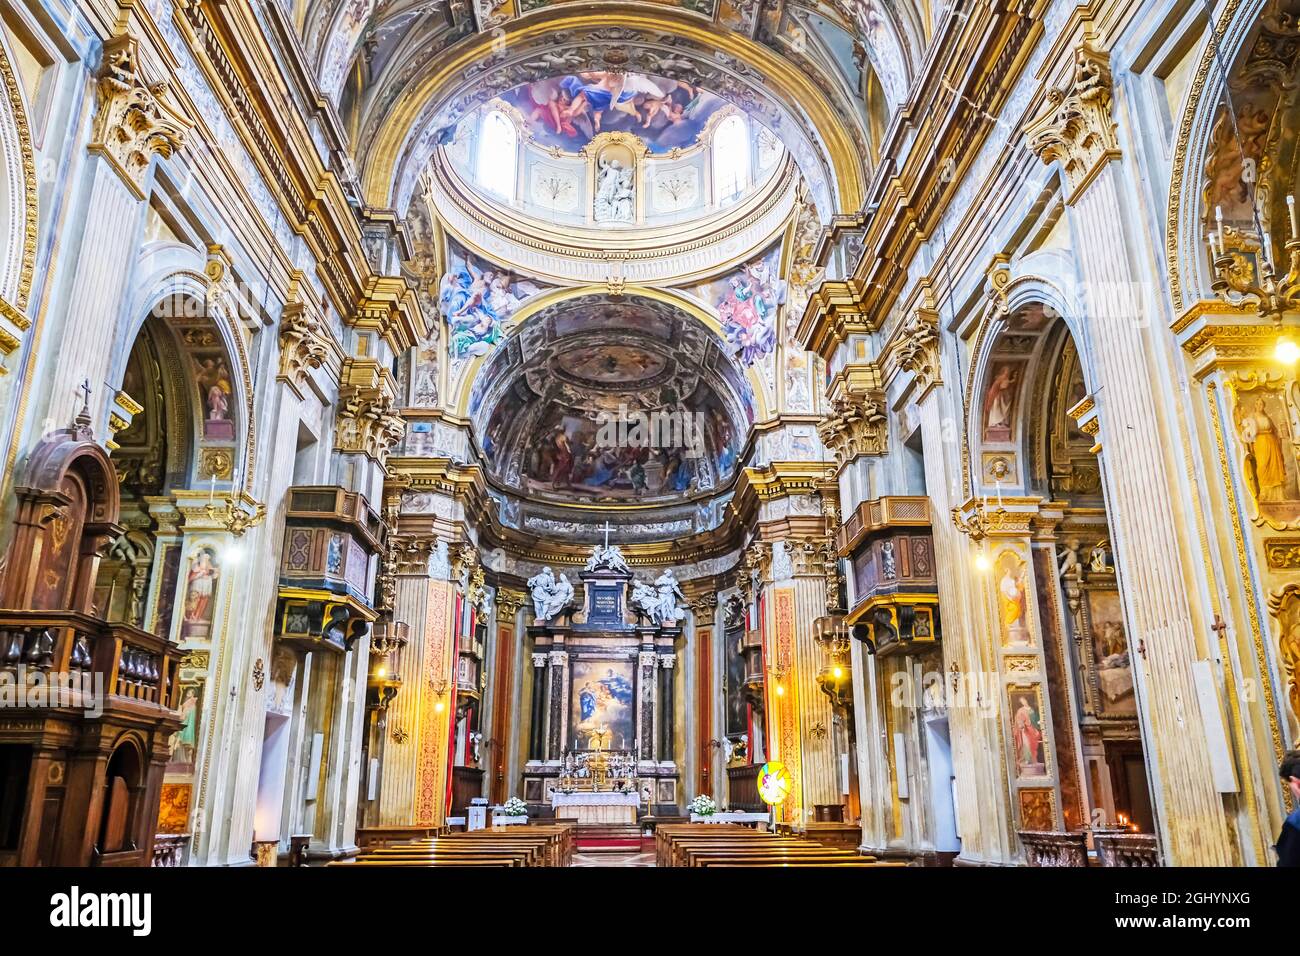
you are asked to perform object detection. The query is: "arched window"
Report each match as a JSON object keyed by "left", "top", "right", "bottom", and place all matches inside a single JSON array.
[
  {"left": 712, "top": 114, "right": 751, "bottom": 206},
  {"left": 476, "top": 110, "right": 518, "bottom": 200}
]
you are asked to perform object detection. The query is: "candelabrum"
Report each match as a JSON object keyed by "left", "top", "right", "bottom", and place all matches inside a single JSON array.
[
  {"left": 1209, "top": 197, "right": 1300, "bottom": 362},
  {"left": 203, "top": 471, "right": 267, "bottom": 537}
]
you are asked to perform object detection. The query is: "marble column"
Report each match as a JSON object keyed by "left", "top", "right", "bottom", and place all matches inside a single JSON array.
[
  {"left": 638, "top": 650, "right": 657, "bottom": 767},
  {"left": 1026, "top": 41, "right": 1232, "bottom": 863},
  {"left": 547, "top": 650, "right": 567, "bottom": 760},
  {"left": 658, "top": 654, "right": 676, "bottom": 763},
  {"left": 528, "top": 652, "right": 547, "bottom": 762}
]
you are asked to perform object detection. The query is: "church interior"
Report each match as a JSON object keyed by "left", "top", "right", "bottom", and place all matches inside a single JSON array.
[{"left": 0, "top": 0, "right": 1298, "bottom": 874}]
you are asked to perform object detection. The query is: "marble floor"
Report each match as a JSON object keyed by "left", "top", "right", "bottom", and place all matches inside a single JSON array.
[{"left": 571, "top": 850, "right": 656, "bottom": 867}]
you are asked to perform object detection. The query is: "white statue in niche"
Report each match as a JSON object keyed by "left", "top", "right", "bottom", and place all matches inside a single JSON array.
[{"left": 594, "top": 158, "right": 635, "bottom": 223}]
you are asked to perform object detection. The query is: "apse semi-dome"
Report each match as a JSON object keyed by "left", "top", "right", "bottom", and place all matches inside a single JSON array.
[
  {"left": 468, "top": 294, "right": 755, "bottom": 509},
  {"left": 442, "top": 70, "right": 785, "bottom": 232}
]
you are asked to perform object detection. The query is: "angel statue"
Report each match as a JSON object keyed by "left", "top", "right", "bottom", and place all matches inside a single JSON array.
[
  {"left": 527, "top": 566, "right": 575, "bottom": 624},
  {"left": 631, "top": 577, "right": 659, "bottom": 623},
  {"left": 653, "top": 569, "right": 687, "bottom": 625},
  {"left": 585, "top": 542, "right": 631, "bottom": 575}
]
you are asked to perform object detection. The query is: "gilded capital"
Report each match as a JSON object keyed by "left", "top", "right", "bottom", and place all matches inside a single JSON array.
[
  {"left": 817, "top": 363, "right": 887, "bottom": 472},
  {"left": 89, "top": 34, "right": 188, "bottom": 200},
  {"left": 1024, "top": 40, "right": 1118, "bottom": 199}
]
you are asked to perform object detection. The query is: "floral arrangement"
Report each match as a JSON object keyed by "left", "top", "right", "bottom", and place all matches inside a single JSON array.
[
  {"left": 688, "top": 794, "right": 717, "bottom": 816},
  {"left": 500, "top": 797, "right": 529, "bottom": 817}
]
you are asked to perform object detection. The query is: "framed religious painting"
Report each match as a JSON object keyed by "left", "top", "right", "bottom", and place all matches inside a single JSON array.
[
  {"left": 1007, "top": 683, "right": 1049, "bottom": 779},
  {"left": 569, "top": 658, "right": 636, "bottom": 751}
]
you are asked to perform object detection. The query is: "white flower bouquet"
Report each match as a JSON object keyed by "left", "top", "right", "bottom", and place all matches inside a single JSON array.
[{"left": 688, "top": 794, "right": 717, "bottom": 816}]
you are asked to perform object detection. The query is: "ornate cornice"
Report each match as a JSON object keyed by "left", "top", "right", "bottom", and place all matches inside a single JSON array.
[
  {"left": 88, "top": 33, "right": 189, "bottom": 201},
  {"left": 951, "top": 495, "right": 1044, "bottom": 540},
  {"left": 795, "top": 279, "right": 874, "bottom": 359},
  {"left": 816, "top": 363, "right": 887, "bottom": 473},
  {"left": 353, "top": 274, "right": 428, "bottom": 354},
  {"left": 1023, "top": 39, "right": 1118, "bottom": 203}
]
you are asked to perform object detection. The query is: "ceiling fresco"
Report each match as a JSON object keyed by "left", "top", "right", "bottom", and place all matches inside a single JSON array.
[
  {"left": 468, "top": 294, "right": 755, "bottom": 506},
  {"left": 495, "top": 72, "right": 730, "bottom": 153}
]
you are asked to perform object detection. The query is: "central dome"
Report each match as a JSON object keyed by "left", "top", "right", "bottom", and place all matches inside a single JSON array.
[
  {"left": 469, "top": 294, "right": 755, "bottom": 508},
  {"left": 441, "top": 70, "right": 786, "bottom": 232}
]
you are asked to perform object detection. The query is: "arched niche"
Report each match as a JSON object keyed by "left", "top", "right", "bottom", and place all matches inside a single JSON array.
[{"left": 0, "top": 415, "right": 122, "bottom": 614}]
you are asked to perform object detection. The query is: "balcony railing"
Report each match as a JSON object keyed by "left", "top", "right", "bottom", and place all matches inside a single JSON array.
[{"left": 0, "top": 609, "right": 180, "bottom": 711}]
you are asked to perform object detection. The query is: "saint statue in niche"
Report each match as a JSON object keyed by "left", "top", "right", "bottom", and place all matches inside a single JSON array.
[{"left": 594, "top": 157, "right": 635, "bottom": 223}]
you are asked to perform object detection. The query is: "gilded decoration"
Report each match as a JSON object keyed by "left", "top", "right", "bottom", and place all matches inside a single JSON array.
[
  {"left": 817, "top": 363, "right": 887, "bottom": 471},
  {"left": 278, "top": 274, "right": 333, "bottom": 394},
  {"left": 89, "top": 34, "right": 189, "bottom": 200},
  {"left": 1266, "top": 584, "right": 1300, "bottom": 741},
  {"left": 0, "top": 25, "right": 36, "bottom": 323},
  {"left": 1023, "top": 39, "right": 1118, "bottom": 200},
  {"left": 890, "top": 304, "right": 941, "bottom": 395},
  {"left": 1225, "top": 370, "right": 1300, "bottom": 530},
  {"left": 335, "top": 359, "right": 407, "bottom": 465}
]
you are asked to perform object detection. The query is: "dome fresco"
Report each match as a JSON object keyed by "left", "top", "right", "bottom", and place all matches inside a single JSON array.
[
  {"left": 494, "top": 72, "right": 730, "bottom": 154},
  {"left": 469, "top": 294, "right": 753, "bottom": 507}
]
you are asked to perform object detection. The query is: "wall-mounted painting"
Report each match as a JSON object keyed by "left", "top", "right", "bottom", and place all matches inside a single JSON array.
[
  {"left": 570, "top": 658, "right": 636, "bottom": 751},
  {"left": 995, "top": 549, "right": 1031, "bottom": 647},
  {"left": 180, "top": 546, "right": 220, "bottom": 641},
  {"left": 498, "top": 73, "right": 728, "bottom": 154},
  {"left": 982, "top": 361, "right": 1021, "bottom": 443},
  {"left": 1234, "top": 386, "right": 1300, "bottom": 526},
  {"left": 194, "top": 355, "right": 235, "bottom": 441},
  {"left": 1086, "top": 589, "right": 1136, "bottom": 718},
  {"left": 1009, "top": 684, "right": 1048, "bottom": 778},
  {"left": 167, "top": 681, "right": 203, "bottom": 777}
]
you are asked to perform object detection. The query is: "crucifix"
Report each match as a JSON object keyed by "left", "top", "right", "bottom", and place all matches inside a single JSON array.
[
  {"left": 601, "top": 520, "right": 613, "bottom": 550},
  {"left": 78, "top": 378, "right": 91, "bottom": 411}
]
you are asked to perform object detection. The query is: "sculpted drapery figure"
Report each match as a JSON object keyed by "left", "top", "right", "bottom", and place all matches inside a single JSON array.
[
  {"left": 594, "top": 158, "right": 634, "bottom": 223},
  {"left": 632, "top": 568, "right": 686, "bottom": 626},
  {"left": 527, "top": 566, "right": 575, "bottom": 623}
]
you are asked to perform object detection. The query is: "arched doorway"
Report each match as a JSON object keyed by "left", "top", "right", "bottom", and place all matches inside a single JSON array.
[{"left": 973, "top": 301, "right": 1157, "bottom": 848}]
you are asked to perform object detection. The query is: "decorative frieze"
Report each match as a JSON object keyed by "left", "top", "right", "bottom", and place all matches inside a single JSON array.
[
  {"left": 88, "top": 34, "right": 188, "bottom": 200},
  {"left": 816, "top": 363, "right": 887, "bottom": 471},
  {"left": 1024, "top": 40, "right": 1118, "bottom": 201}
]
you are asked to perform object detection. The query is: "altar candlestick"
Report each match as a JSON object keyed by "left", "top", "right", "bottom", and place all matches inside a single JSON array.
[{"left": 1215, "top": 205, "right": 1224, "bottom": 235}]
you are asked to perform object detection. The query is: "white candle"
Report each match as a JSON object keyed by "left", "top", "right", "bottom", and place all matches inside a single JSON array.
[
  {"left": 208, "top": 473, "right": 216, "bottom": 504},
  {"left": 1288, "top": 194, "right": 1297, "bottom": 239},
  {"left": 1263, "top": 231, "right": 1274, "bottom": 269},
  {"left": 1215, "top": 205, "right": 1224, "bottom": 231}
]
